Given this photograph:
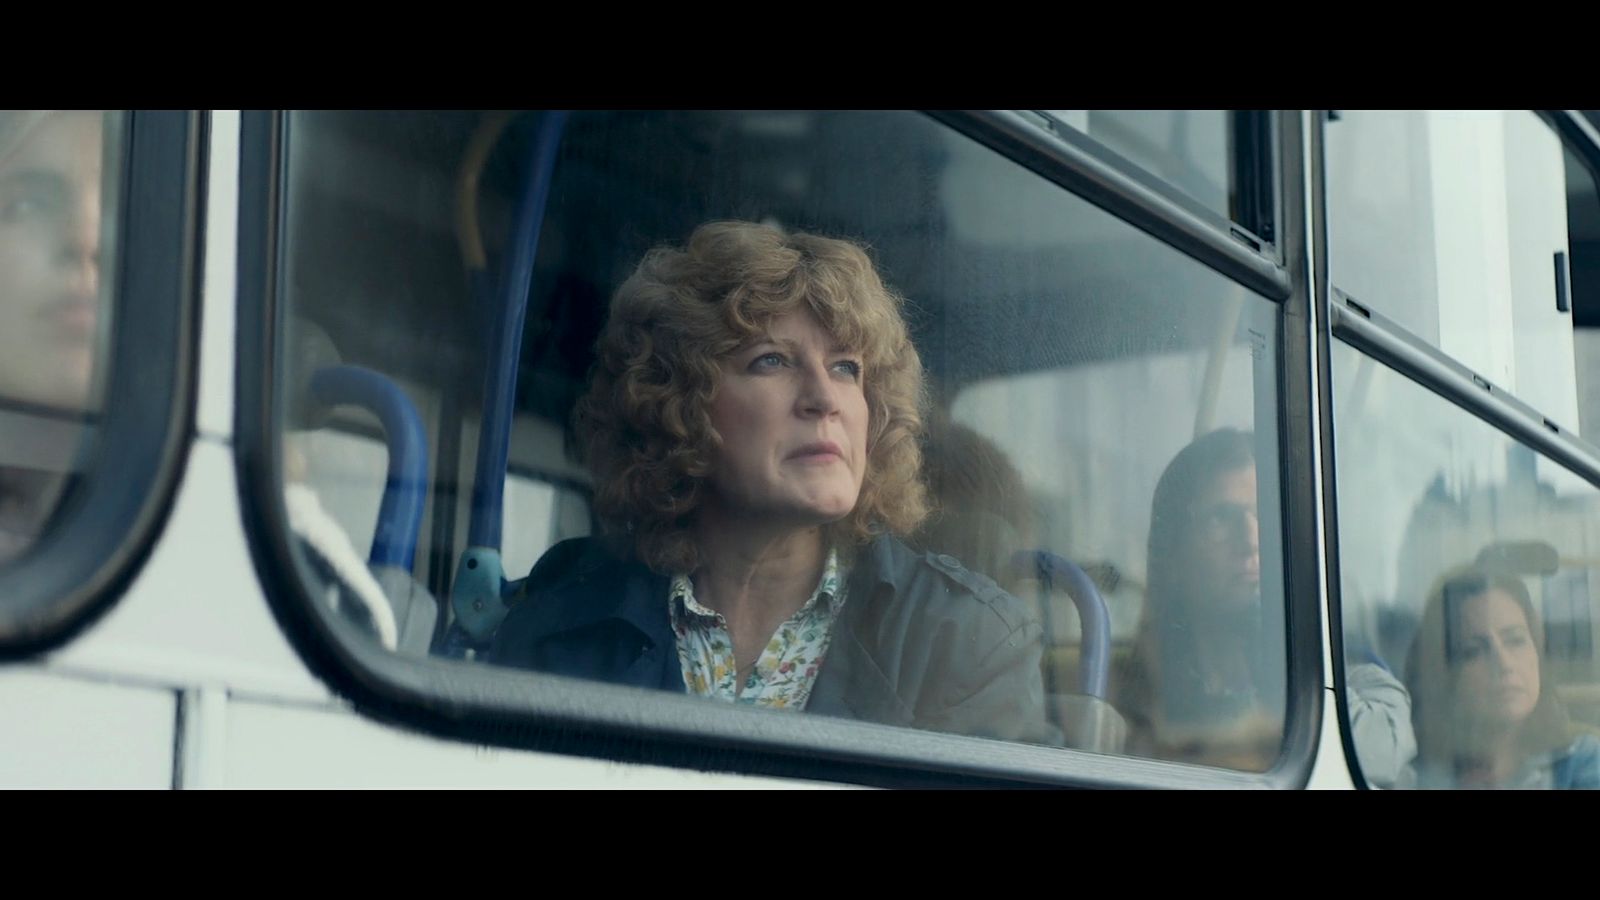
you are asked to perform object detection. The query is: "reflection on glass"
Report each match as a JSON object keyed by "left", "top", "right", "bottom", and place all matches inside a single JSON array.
[
  {"left": 1333, "top": 341, "right": 1600, "bottom": 788},
  {"left": 0, "top": 111, "right": 108, "bottom": 567},
  {"left": 1404, "top": 565, "right": 1599, "bottom": 788},
  {"left": 1113, "top": 430, "right": 1284, "bottom": 771}
]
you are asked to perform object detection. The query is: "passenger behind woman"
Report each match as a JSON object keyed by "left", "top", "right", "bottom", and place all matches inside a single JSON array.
[
  {"left": 0, "top": 111, "right": 103, "bottom": 565},
  {"left": 1116, "top": 428, "right": 1285, "bottom": 769},
  {"left": 1401, "top": 565, "right": 1599, "bottom": 789},
  {"left": 914, "top": 415, "right": 1033, "bottom": 590},
  {"left": 489, "top": 220, "right": 1053, "bottom": 743}
]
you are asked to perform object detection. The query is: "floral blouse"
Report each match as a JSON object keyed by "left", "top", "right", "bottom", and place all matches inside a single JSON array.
[{"left": 668, "top": 549, "right": 846, "bottom": 710}]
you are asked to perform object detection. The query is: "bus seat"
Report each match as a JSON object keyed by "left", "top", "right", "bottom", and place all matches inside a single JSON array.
[
  {"left": 301, "top": 364, "right": 437, "bottom": 655},
  {"left": 308, "top": 365, "right": 428, "bottom": 571},
  {"left": 1011, "top": 549, "right": 1125, "bottom": 753},
  {"left": 1012, "top": 550, "right": 1111, "bottom": 698},
  {"left": 285, "top": 481, "right": 399, "bottom": 651}
]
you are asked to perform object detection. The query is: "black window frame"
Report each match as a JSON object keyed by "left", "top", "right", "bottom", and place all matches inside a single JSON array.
[
  {"left": 236, "top": 108, "right": 1324, "bottom": 789},
  {"left": 0, "top": 110, "right": 204, "bottom": 660}
]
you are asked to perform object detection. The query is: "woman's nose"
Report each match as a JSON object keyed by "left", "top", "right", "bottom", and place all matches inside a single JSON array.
[
  {"left": 796, "top": 360, "right": 841, "bottom": 417},
  {"left": 1490, "top": 641, "right": 1515, "bottom": 673},
  {"left": 57, "top": 200, "right": 100, "bottom": 297}
]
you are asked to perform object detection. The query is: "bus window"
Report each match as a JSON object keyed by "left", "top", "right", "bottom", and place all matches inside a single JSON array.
[
  {"left": 1042, "top": 110, "right": 1272, "bottom": 241},
  {"left": 1327, "top": 111, "right": 1600, "bottom": 788},
  {"left": 0, "top": 111, "right": 193, "bottom": 653},
  {"left": 1331, "top": 341, "right": 1600, "bottom": 789},
  {"left": 1565, "top": 141, "right": 1600, "bottom": 446},
  {"left": 262, "top": 110, "right": 1299, "bottom": 785},
  {"left": 1326, "top": 111, "right": 1583, "bottom": 432}
]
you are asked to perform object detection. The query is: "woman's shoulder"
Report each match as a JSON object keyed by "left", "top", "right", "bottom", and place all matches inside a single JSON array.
[
  {"left": 1557, "top": 729, "right": 1600, "bottom": 762},
  {"left": 492, "top": 535, "right": 661, "bottom": 667},
  {"left": 520, "top": 535, "right": 628, "bottom": 591},
  {"left": 502, "top": 536, "right": 642, "bottom": 626},
  {"left": 863, "top": 534, "right": 1036, "bottom": 632},
  {"left": 1557, "top": 731, "right": 1600, "bottom": 787}
]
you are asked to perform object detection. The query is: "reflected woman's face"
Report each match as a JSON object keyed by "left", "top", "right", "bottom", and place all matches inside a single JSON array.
[
  {"left": 1184, "top": 463, "right": 1260, "bottom": 610},
  {"left": 1451, "top": 588, "right": 1541, "bottom": 729},
  {"left": 0, "top": 111, "right": 103, "bottom": 412},
  {"left": 704, "top": 308, "right": 869, "bottom": 529}
]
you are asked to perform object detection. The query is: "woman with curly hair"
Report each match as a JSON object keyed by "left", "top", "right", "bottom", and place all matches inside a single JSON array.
[
  {"left": 1401, "top": 564, "right": 1600, "bottom": 789},
  {"left": 490, "top": 220, "right": 1052, "bottom": 743}
]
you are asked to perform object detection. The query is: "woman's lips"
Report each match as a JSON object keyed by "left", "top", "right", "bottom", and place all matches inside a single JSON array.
[
  {"left": 788, "top": 441, "right": 843, "bottom": 463},
  {"left": 45, "top": 299, "right": 97, "bottom": 342}
]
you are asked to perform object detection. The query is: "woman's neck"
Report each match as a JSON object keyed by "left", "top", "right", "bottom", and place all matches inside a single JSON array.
[
  {"left": 1453, "top": 730, "right": 1522, "bottom": 787},
  {"left": 690, "top": 507, "right": 827, "bottom": 653},
  {"left": 1186, "top": 608, "right": 1255, "bottom": 681}
]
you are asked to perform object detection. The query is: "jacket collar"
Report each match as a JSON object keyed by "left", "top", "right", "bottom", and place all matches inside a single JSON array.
[{"left": 537, "top": 533, "right": 919, "bottom": 723}]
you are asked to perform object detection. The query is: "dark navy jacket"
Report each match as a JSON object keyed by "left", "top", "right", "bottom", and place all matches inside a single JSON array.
[{"left": 489, "top": 534, "right": 1056, "bottom": 743}]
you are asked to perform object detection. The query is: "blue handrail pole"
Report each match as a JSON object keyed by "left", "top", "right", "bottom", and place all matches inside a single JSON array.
[{"left": 452, "top": 111, "right": 569, "bottom": 642}]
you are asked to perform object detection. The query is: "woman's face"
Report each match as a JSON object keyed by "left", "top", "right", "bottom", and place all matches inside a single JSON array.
[
  {"left": 0, "top": 111, "right": 104, "bottom": 412},
  {"left": 704, "top": 307, "right": 869, "bottom": 529},
  {"left": 1451, "top": 588, "right": 1542, "bottom": 729},
  {"left": 1183, "top": 463, "right": 1261, "bottom": 611}
]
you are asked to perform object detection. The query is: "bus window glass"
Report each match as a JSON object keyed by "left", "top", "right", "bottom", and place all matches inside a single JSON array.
[
  {"left": 1565, "top": 143, "right": 1600, "bottom": 446},
  {"left": 1042, "top": 110, "right": 1261, "bottom": 232},
  {"left": 0, "top": 111, "right": 117, "bottom": 570},
  {"left": 1332, "top": 340, "right": 1600, "bottom": 789},
  {"left": 1326, "top": 111, "right": 1585, "bottom": 431},
  {"left": 275, "top": 110, "right": 1288, "bottom": 772}
]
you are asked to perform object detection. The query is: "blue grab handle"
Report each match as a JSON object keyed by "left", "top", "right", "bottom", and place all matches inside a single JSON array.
[
  {"left": 1012, "top": 550, "right": 1112, "bottom": 700},
  {"left": 466, "top": 110, "right": 569, "bottom": 552},
  {"left": 310, "top": 365, "right": 429, "bottom": 570},
  {"left": 450, "top": 547, "right": 513, "bottom": 641}
]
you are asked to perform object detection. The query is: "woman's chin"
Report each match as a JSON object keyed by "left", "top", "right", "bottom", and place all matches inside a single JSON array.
[
  {"left": 802, "top": 507, "right": 854, "bottom": 527},
  {"left": 791, "top": 496, "right": 858, "bottom": 527}
]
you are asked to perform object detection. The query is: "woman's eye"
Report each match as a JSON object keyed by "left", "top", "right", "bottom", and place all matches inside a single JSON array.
[
  {"left": 0, "top": 195, "right": 43, "bottom": 222},
  {"left": 749, "top": 352, "right": 785, "bottom": 371},
  {"left": 0, "top": 186, "right": 64, "bottom": 223},
  {"left": 832, "top": 359, "right": 862, "bottom": 379}
]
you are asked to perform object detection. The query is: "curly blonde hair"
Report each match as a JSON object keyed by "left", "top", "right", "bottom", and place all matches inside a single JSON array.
[{"left": 577, "top": 220, "right": 929, "bottom": 573}]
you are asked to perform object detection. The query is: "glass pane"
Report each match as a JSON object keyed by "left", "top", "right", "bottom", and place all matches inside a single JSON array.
[
  {"left": 276, "top": 110, "right": 1288, "bottom": 772},
  {"left": 1042, "top": 110, "right": 1245, "bottom": 226},
  {"left": 0, "top": 111, "right": 118, "bottom": 568},
  {"left": 1567, "top": 143, "right": 1600, "bottom": 446},
  {"left": 1327, "top": 111, "right": 1582, "bottom": 429},
  {"left": 1332, "top": 339, "right": 1600, "bottom": 789}
]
